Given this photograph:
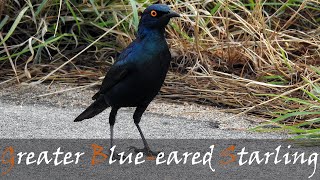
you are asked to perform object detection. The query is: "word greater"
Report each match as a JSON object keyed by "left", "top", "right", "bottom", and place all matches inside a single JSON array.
[{"left": 0, "top": 146, "right": 85, "bottom": 175}]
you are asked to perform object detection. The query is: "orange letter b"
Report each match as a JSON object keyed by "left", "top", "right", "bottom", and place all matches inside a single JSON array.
[{"left": 91, "top": 144, "right": 108, "bottom": 166}]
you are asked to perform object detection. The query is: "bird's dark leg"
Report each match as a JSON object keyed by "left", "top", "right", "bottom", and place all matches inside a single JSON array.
[
  {"left": 130, "top": 105, "right": 159, "bottom": 157},
  {"left": 110, "top": 125, "right": 114, "bottom": 148},
  {"left": 136, "top": 123, "right": 150, "bottom": 150},
  {"left": 109, "top": 107, "right": 120, "bottom": 158}
]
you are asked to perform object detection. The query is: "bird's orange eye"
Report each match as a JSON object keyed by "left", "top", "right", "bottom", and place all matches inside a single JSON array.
[{"left": 150, "top": 10, "right": 157, "bottom": 17}]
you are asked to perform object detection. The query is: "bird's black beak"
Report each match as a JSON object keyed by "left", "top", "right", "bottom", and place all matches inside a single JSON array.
[{"left": 167, "top": 10, "right": 180, "bottom": 18}]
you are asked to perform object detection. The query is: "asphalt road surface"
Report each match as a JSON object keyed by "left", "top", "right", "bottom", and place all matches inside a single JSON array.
[{"left": 0, "top": 101, "right": 288, "bottom": 139}]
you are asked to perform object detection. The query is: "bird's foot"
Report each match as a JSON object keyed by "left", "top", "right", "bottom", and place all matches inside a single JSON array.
[{"left": 129, "top": 146, "right": 160, "bottom": 158}]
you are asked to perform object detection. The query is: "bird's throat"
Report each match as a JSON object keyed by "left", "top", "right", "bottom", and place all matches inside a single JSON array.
[{"left": 137, "top": 25, "right": 166, "bottom": 40}]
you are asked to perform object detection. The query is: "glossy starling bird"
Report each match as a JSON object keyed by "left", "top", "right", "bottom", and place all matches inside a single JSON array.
[{"left": 74, "top": 4, "right": 180, "bottom": 155}]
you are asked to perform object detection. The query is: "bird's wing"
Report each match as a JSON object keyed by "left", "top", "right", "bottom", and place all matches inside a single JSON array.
[
  {"left": 92, "top": 42, "right": 136, "bottom": 100},
  {"left": 92, "top": 65, "right": 129, "bottom": 100}
]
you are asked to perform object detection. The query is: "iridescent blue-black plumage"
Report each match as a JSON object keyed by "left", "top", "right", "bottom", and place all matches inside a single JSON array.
[{"left": 74, "top": 4, "right": 179, "bottom": 156}]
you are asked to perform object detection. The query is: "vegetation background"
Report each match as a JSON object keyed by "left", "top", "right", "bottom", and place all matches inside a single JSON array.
[{"left": 0, "top": 0, "right": 320, "bottom": 138}]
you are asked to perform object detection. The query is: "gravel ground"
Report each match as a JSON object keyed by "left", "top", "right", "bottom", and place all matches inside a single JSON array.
[{"left": 0, "top": 83, "right": 289, "bottom": 139}]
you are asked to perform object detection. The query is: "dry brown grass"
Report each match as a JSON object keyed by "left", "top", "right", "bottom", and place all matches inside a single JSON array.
[{"left": 163, "top": 0, "right": 320, "bottom": 118}]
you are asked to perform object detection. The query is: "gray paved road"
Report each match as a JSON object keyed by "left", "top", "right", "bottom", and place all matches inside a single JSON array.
[{"left": 0, "top": 101, "right": 288, "bottom": 139}]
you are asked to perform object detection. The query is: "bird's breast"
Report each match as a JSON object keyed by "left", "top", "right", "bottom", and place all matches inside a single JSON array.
[{"left": 105, "top": 36, "right": 171, "bottom": 107}]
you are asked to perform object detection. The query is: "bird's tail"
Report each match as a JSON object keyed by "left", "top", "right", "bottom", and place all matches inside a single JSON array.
[{"left": 74, "top": 97, "right": 109, "bottom": 122}]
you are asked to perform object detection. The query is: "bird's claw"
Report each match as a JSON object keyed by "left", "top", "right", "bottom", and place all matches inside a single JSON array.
[{"left": 128, "top": 146, "right": 160, "bottom": 157}]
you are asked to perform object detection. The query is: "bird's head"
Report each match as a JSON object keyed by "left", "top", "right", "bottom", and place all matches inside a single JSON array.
[{"left": 139, "top": 4, "right": 180, "bottom": 29}]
